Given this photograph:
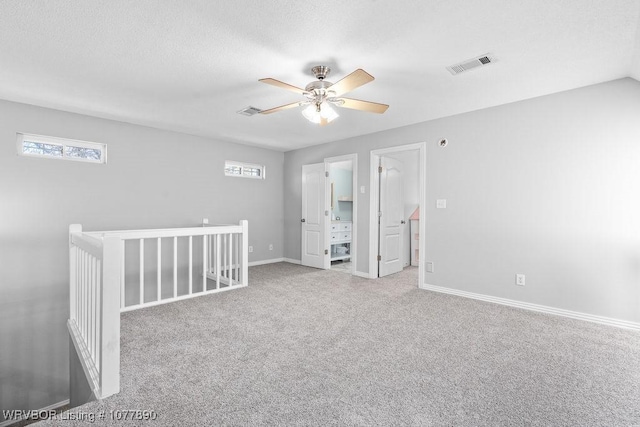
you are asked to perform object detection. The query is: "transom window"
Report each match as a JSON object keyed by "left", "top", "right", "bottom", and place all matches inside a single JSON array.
[
  {"left": 224, "top": 161, "right": 265, "bottom": 179},
  {"left": 17, "top": 133, "right": 106, "bottom": 164}
]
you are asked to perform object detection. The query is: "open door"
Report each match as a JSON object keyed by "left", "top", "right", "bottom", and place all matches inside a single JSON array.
[
  {"left": 378, "top": 156, "right": 404, "bottom": 277},
  {"left": 301, "top": 163, "right": 329, "bottom": 269}
]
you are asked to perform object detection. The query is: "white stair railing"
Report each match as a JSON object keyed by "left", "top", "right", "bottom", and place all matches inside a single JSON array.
[
  {"left": 68, "top": 225, "right": 120, "bottom": 400},
  {"left": 68, "top": 220, "right": 248, "bottom": 400}
]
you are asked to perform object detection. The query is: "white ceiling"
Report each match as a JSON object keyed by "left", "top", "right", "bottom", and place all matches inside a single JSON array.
[{"left": 1, "top": 1, "right": 639, "bottom": 152}]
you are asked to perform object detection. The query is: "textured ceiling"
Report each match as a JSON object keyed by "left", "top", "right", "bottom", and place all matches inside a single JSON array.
[{"left": 1, "top": 1, "right": 639, "bottom": 151}]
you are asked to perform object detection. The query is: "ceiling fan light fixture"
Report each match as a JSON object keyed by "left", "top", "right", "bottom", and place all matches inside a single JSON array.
[
  {"left": 301, "top": 104, "right": 320, "bottom": 123},
  {"left": 320, "top": 104, "right": 339, "bottom": 122},
  {"left": 302, "top": 103, "right": 338, "bottom": 124}
]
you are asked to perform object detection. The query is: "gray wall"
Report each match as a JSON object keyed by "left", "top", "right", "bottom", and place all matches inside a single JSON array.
[
  {"left": 284, "top": 78, "right": 640, "bottom": 324},
  {"left": 0, "top": 99, "right": 284, "bottom": 418},
  {"left": 68, "top": 341, "right": 94, "bottom": 409}
]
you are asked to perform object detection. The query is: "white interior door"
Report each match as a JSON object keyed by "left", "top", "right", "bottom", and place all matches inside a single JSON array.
[
  {"left": 379, "top": 156, "right": 404, "bottom": 277},
  {"left": 301, "top": 163, "right": 329, "bottom": 269}
]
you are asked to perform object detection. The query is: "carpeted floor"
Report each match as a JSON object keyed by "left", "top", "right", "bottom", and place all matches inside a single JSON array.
[{"left": 40, "top": 263, "right": 640, "bottom": 426}]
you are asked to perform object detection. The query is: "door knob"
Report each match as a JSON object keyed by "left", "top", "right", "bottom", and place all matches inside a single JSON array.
[
  {"left": 301, "top": 218, "right": 306, "bottom": 222},
  {"left": 401, "top": 220, "right": 406, "bottom": 224}
]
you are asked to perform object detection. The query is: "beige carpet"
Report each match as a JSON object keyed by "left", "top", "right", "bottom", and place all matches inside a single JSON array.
[{"left": 39, "top": 263, "right": 640, "bottom": 426}]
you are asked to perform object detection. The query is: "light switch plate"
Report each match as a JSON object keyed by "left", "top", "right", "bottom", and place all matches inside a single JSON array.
[
  {"left": 436, "top": 199, "right": 447, "bottom": 209},
  {"left": 360, "top": 186, "right": 366, "bottom": 194}
]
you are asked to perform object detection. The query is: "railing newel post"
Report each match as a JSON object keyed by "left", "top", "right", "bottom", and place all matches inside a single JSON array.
[
  {"left": 69, "top": 225, "right": 82, "bottom": 323},
  {"left": 99, "top": 235, "right": 121, "bottom": 398},
  {"left": 241, "top": 220, "right": 249, "bottom": 286}
]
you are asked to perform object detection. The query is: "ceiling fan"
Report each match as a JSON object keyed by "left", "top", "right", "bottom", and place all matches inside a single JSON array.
[{"left": 258, "top": 66, "right": 389, "bottom": 126}]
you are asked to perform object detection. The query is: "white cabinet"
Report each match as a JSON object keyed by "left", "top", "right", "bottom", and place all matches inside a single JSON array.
[{"left": 330, "top": 221, "right": 351, "bottom": 261}]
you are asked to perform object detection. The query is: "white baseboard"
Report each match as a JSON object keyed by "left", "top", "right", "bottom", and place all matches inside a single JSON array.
[
  {"left": 282, "top": 258, "right": 301, "bottom": 265},
  {"left": 422, "top": 283, "right": 640, "bottom": 331},
  {"left": 248, "top": 258, "right": 284, "bottom": 267},
  {"left": 0, "top": 399, "right": 70, "bottom": 427}
]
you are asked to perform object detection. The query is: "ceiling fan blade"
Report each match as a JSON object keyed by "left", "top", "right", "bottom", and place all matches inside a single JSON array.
[
  {"left": 335, "top": 97, "right": 389, "bottom": 114},
  {"left": 259, "top": 78, "right": 307, "bottom": 95},
  {"left": 328, "top": 69, "right": 374, "bottom": 96},
  {"left": 259, "top": 102, "right": 303, "bottom": 115}
]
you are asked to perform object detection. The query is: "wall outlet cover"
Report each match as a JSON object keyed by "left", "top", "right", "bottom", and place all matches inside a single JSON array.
[
  {"left": 248, "top": 246, "right": 253, "bottom": 253},
  {"left": 436, "top": 199, "right": 447, "bottom": 209},
  {"left": 516, "top": 274, "right": 525, "bottom": 286}
]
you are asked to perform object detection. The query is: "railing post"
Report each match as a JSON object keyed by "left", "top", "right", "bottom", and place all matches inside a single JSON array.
[
  {"left": 240, "top": 220, "right": 248, "bottom": 286},
  {"left": 99, "top": 235, "right": 121, "bottom": 399},
  {"left": 216, "top": 235, "right": 221, "bottom": 289},
  {"left": 69, "top": 224, "right": 82, "bottom": 321}
]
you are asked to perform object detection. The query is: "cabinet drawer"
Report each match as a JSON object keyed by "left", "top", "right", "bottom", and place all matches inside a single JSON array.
[
  {"left": 331, "top": 232, "right": 351, "bottom": 242},
  {"left": 330, "top": 223, "right": 339, "bottom": 232},
  {"left": 340, "top": 222, "right": 352, "bottom": 231}
]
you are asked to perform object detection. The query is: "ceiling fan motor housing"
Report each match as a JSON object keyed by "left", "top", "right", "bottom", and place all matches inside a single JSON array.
[
  {"left": 307, "top": 66, "right": 334, "bottom": 102},
  {"left": 305, "top": 80, "right": 333, "bottom": 92},
  {"left": 304, "top": 80, "right": 335, "bottom": 102}
]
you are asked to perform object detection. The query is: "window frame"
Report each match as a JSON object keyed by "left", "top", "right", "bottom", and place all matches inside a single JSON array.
[
  {"left": 17, "top": 133, "right": 107, "bottom": 164},
  {"left": 224, "top": 160, "right": 266, "bottom": 180}
]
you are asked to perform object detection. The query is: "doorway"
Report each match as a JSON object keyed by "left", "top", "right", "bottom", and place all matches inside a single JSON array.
[
  {"left": 370, "top": 143, "right": 426, "bottom": 288},
  {"left": 300, "top": 154, "right": 358, "bottom": 275},
  {"left": 325, "top": 154, "right": 357, "bottom": 274},
  {"left": 301, "top": 162, "right": 329, "bottom": 269}
]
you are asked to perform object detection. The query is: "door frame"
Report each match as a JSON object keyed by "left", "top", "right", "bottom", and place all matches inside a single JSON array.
[
  {"left": 324, "top": 153, "right": 358, "bottom": 276},
  {"left": 369, "top": 142, "right": 426, "bottom": 288}
]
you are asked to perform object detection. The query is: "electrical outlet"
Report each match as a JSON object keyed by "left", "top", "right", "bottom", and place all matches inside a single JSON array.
[
  {"left": 269, "top": 244, "right": 273, "bottom": 251},
  {"left": 516, "top": 274, "right": 525, "bottom": 286},
  {"left": 248, "top": 246, "right": 253, "bottom": 253},
  {"left": 202, "top": 218, "right": 209, "bottom": 224}
]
